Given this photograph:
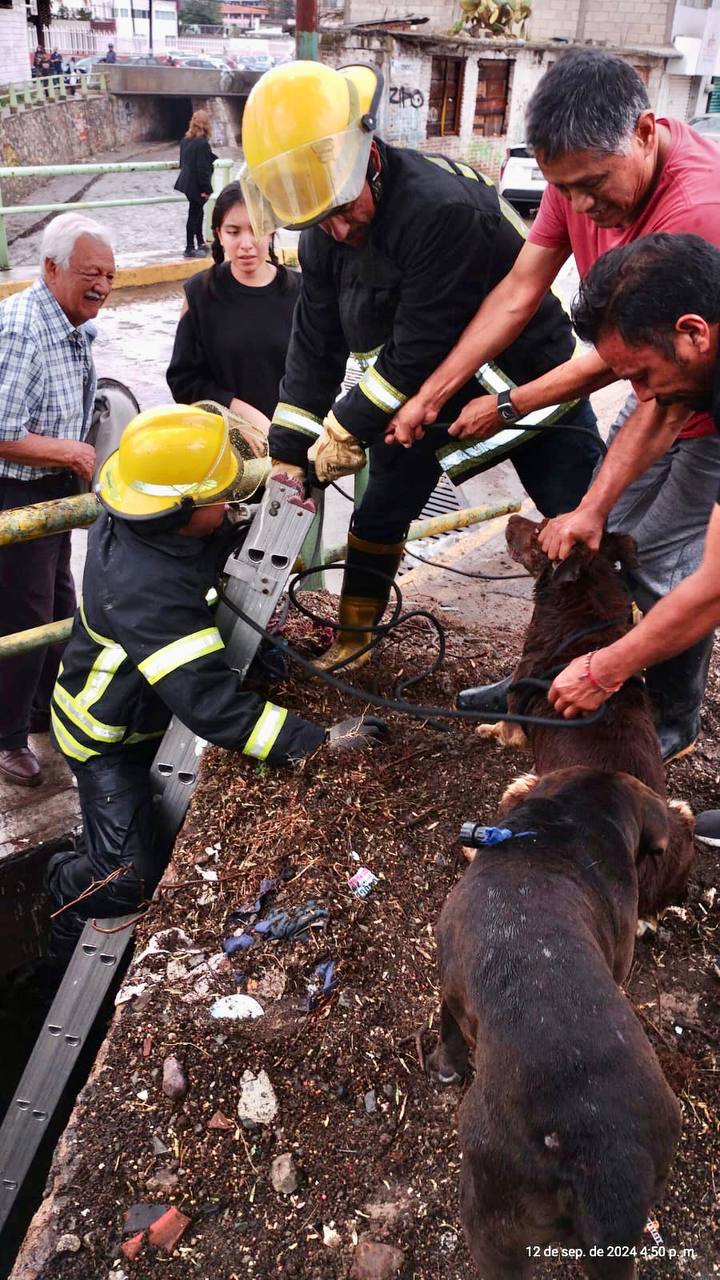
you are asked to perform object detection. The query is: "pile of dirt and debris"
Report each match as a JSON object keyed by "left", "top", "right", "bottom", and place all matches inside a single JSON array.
[{"left": 15, "top": 605, "right": 719, "bottom": 1280}]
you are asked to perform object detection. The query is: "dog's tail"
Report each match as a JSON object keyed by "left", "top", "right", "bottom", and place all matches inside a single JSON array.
[{"left": 564, "top": 1146, "right": 656, "bottom": 1262}]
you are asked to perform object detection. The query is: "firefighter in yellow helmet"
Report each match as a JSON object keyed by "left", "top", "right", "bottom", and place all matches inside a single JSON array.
[
  {"left": 241, "top": 61, "right": 602, "bottom": 669},
  {"left": 46, "top": 405, "right": 385, "bottom": 965}
]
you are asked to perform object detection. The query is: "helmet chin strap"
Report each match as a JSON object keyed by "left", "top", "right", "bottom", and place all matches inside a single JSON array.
[{"left": 367, "top": 140, "right": 383, "bottom": 206}]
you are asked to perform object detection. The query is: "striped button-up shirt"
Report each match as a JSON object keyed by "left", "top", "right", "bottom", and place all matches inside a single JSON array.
[{"left": 0, "top": 278, "right": 97, "bottom": 482}]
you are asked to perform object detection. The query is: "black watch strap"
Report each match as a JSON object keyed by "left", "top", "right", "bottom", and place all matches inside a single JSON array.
[{"left": 497, "top": 389, "right": 521, "bottom": 425}]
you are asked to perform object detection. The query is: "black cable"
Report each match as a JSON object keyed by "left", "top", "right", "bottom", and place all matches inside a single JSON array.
[{"left": 217, "top": 575, "right": 609, "bottom": 731}]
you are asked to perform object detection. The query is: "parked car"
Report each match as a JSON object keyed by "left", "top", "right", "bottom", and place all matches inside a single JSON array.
[
  {"left": 73, "top": 56, "right": 107, "bottom": 87},
  {"left": 242, "top": 54, "right": 274, "bottom": 72},
  {"left": 689, "top": 114, "right": 720, "bottom": 144},
  {"left": 498, "top": 143, "right": 547, "bottom": 217}
]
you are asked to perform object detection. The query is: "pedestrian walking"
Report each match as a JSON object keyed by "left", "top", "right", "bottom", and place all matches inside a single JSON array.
[
  {"left": 174, "top": 109, "right": 216, "bottom": 259},
  {"left": 392, "top": 51, "right": 720, "bottom": 760},
  {"left": 49, "top": 49, "right": 63, "bottom": 81},
  {"left": 0, "top": 212, "right": 115, "bottom": 788},
  {"left": 104, "top": 43, "right": 117, "bottom": 63},
  {"left": 166, "top": 181, "right": 299, "bottom": 444},
  {"left": 66, "top": 57, "right": 78, "bottom": 96}
]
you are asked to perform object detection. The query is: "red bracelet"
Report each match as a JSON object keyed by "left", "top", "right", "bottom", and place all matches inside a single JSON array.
[{"left": 583, "top": 652, "right": 623, "bottom": 694}]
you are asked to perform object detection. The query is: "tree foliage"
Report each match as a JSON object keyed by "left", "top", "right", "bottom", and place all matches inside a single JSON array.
[{"left": 178, "top": 0, "right": 221, "bottom": 30}]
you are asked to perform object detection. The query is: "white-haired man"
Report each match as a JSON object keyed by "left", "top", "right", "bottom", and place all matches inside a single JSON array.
[{"left": 0, "top": 212, "right": 115, "bottom": 787}]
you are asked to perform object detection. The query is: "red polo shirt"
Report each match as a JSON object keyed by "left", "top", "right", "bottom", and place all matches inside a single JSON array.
[{"left": 529, "top": 118, "right": 720, "bottom": 437}]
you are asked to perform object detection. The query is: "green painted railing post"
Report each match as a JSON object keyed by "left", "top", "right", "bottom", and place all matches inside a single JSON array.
[
  {"left": 22, "top": 83, "right": 32, "bottom": 107},
  {"left": 80, "top": 74, "right": 88, "bottom": 98},
  {"left": 47, "top": 77, "right": 56, "bottom": 101},
  {"left": 8, "top": 85, "right": 18, "bottom": 110},
  {"left": 0, "top": 183, "right": 8, "bottom": 272},
  {"left": 206, "top": 155, "right": 233, "bottom": 241}
]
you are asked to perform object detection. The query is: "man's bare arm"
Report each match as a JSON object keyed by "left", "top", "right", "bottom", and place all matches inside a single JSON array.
[
  {"left": 549, "top": 505, "right": 720, "bottom": 717},
  {"left": 538, "top": 399, "right": 692, "bottom": 561},
  {"left": 446, "top": 349, "right": 615, "bottom": 441},
  {"left": 0, "top": 435, "right": 96, "bottom": 483},
  {"left": 387, "top": 241, "right": 569, "bottom": 444}
]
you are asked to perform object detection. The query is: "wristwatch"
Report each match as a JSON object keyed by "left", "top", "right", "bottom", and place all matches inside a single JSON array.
[{"left": 496, "top": 389, "right": 522, "bottom": 425}]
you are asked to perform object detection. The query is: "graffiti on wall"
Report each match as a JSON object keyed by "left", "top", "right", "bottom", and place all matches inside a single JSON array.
[{"left": 389, "top": 85, "right": 424, "bottom": 109}]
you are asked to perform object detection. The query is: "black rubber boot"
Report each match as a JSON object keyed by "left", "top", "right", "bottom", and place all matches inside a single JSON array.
[
  {"left": 456, "top": 675, "right": 513, "bottom": 717},
  {"left": 644, "top": 632, "right": 714, "bottom": 762},
  {"left": 317, "top": 530, "right": 405, "bottom": 671}
]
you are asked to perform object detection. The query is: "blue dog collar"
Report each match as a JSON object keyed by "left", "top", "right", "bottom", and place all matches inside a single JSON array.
[{"left": 460, "top": 823, "right": 538, "bottom": 847}]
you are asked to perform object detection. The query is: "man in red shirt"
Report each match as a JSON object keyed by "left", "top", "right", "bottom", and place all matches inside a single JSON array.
[{"left": 389, "top": 50, "right": 720, "bottom": 760}]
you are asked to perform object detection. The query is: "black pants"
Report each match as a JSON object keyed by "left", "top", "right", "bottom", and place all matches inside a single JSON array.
[
  {"left": 0, "top": 473, "right": 78, "bottom": 751},
  {"left": 46, "top": 746, "right": 172, "bottom": 965},
  {"left": 185, "top": 197, "right": 206, "bottom": 251},
  {"left": 354, "top": 400, "right": 602, "bottom": 544}
]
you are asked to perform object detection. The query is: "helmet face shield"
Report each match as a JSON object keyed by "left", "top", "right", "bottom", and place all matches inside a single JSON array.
[{"left": 241, "top": 124, "right": 374, "bottom": 237}]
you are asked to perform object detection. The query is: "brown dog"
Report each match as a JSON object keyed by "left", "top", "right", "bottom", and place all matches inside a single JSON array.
[
  {"left": 476, "top": 515, "right": 694, "bottom": 921},
  {"left": 431, "top": 768, "right": 681, "bottom": 1280}
]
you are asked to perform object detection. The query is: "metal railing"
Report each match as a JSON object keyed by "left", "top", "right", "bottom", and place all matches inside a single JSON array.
[
  {"left": 0, "top": 154, "right": 235, "bottom": 270},
  {"left": 0, "top": 494, "right": 521, "bottom": 659},
  {"left": 0, "top": 73, "right": 107, "bottom": 114}
]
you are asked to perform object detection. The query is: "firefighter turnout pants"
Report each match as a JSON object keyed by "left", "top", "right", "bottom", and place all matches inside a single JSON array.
[{"left": 47, "top": 744, "right": 172, "bottom": 966}]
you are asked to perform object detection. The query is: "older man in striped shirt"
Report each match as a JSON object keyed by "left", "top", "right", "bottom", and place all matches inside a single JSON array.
[{"left": 0, "top": 212, "right": 115, "bottom": 787}]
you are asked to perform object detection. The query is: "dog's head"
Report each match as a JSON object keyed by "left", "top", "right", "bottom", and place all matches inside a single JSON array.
[
  {"left": 500, "top": 768, "right": 670, "bottom": 861},
  {"left": 636, "top": 797, "right": 695, "bottom": 920},
  {"left": 505, "top": 515, "right": 638, "bottom": 583}
]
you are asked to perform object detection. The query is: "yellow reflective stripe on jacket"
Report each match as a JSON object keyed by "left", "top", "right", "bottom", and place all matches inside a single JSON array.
[
  {"left": 79, "top": 599, "right": 118, "bottom": 650},
  {"left": 50, "top": 706, "right": 100, "bottom": 763},
  {"left": 242, "top": 701, "right": 288, "bottom": 760},
  {"left": 475, "top": 361, "right": 578, "bottom": 427},
  {"left": 350, "top": 346, "right": 383, "bottom": 371},
  {"left": 272, "top": 402, "right": 324, "bottom": 437},
  {"left": 53, "top": 682, "right": 125, "bottom": 744},
  {"left": 358, "top": 365, "right": 407, "bottom": 414},
  {"left": 125, "top": 729, "right": 165, "bottom": 744},
  {"left": 138, "top": 627, "right": 224, "bottom": 686}
]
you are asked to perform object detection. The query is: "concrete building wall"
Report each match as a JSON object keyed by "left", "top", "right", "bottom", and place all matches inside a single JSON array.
[
  {"left": 0, "top": 0, "right": 32, "bottom": 85},
  {"left": 527, "top": 0, "right": 673, "bottom": 46},
  {"left": 323, "top": 28, "right": 675, "bottom": 180}
]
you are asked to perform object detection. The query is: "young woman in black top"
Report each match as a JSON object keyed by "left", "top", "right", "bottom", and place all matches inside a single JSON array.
[{"left": 166, "top": 181, "right": 300, "bottom": 445}]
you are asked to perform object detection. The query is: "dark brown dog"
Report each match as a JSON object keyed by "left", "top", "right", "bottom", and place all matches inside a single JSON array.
[
  {"left": 431, "top": 768, "right": 681, "bottom": 1280},
  {"left": 477, "top": 515, "right": 694, "bottom": 921}
]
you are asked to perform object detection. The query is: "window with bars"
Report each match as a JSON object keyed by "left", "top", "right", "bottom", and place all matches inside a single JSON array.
[
  {"left": 474, "top": 59, "right": 511, "bottom": 136},
  {"left": 427, "top": 56, "right": 464, "bottom": 138}
]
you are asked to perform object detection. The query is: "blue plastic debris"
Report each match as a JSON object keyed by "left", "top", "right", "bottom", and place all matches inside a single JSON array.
[
  {"left": 224, "top": 901, "right": 329, "bottom": 954},
  {"left": 307, "top": 959, "right": 336, "bottom": 1011}
]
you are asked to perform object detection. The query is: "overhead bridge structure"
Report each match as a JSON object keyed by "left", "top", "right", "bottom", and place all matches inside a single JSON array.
[{"left": 105, "top": 63, "right": 262, "bottom": 99}]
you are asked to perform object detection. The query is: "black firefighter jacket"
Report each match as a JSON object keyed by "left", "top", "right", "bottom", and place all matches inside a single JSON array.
[
  {"left": 268, "top": 140, "right": 575, "bottom": 471},
  {"left": 51, "top": 513, "right": 326, "bottom": 769}
]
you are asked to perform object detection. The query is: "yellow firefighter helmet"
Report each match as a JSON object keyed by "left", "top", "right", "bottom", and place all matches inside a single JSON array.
[
  {"left": 240, "top": 61, "right": 383, "bottom": 236},
  {"left": 97, "top": 404, "right": 240, "bottom": 519}
]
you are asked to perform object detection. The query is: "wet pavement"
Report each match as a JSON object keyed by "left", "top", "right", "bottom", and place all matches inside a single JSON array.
[{"left": 5, "top": 140, "right": 243, "bottom": 275}]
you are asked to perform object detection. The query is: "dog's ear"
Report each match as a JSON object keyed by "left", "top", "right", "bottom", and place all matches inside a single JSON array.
[
  {"left": 622, "top": 776, "right": 670, "bottom": 859},
  {"left": 498, "top": 772, "right": 539, "bottom": 817},
  {"left": 551, "top": 544, "right": 594, "bottom": 585},
  {"left": 600, "top": 532, "right": 638, "bottom": 572}
]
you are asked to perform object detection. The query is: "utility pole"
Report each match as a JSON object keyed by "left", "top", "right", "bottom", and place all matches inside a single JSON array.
[
  {"left": 295, "top": 0, "right": 318, "bottom": 61},
  {"left": 148, "top": 0, "right": 154, "bottom": 55}
]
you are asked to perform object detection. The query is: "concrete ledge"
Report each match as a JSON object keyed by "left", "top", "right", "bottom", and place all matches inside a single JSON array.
[
  {"left": 0, "top": 255, "right": 212, "bottom": 301},
  {"left": 0, "top": 247, "right": 299, "bottom": 300}
]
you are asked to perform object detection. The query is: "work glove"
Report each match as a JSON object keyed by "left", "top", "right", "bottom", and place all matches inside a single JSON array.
[
  {"left": 307, "top": 411, "right": 366, "bottom": 484},
  {"left": 325, "top": 715, "right": 388, "bottom": 752}
]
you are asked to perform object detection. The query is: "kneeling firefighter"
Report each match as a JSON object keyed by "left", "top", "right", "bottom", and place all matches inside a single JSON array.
[
  {"left": 47, "top": 405, "right": 384, "bottom": 964},
  {"left": 240, "top": 61, "right": 603, "bottom": 669}
]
